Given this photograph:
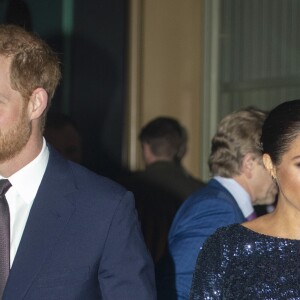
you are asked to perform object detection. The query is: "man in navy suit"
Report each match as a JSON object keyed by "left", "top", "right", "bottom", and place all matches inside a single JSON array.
[
  {"left": 156, "top": 108, "right": 277, "bottom": 300},
  {"left": 0, "top": 24, "right": 156, "bottom": 299}
]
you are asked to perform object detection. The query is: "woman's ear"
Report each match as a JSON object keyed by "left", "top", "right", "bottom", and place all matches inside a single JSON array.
[
  {"left": 28, "top": 88, "right": 48, "bottom": 120},
  {"left": 263, "top": 153, "right": 276, "bottom": 179}
]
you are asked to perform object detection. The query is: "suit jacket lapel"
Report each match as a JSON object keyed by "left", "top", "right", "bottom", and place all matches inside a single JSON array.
[{"left": 4, "top": 150, "right": 77, "bottom": 299}]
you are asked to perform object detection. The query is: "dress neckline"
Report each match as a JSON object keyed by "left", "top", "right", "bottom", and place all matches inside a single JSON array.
[{"left": 236, "top": 223, "right": 300, "bottom": 242}]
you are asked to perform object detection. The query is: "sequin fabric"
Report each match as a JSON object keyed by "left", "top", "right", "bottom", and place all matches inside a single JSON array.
[{"left": 189, "top": 223, "right": 300, "bottom": 300}]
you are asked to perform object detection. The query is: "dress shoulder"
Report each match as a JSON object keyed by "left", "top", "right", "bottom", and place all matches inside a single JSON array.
[{"left": 190, "top": 224, "right": 300, "bottom": 299}]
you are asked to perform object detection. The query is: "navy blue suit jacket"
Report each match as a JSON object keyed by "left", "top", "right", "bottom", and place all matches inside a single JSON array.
[
  {"left": 3, "top": 148, "right": 156, "bottom": 299},
  {"left": 157, "top": 179, "right": 246, "bottom": 300}
]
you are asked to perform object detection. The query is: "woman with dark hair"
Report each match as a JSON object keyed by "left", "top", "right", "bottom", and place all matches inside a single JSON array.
[{"left": 189, "top": 99, "right": 300, "bottom": 299}]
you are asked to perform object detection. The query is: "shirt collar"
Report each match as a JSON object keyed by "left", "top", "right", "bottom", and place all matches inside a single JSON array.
[
  {"left": 5, "top": 138, "right": 49, "bottom": 203},
  {"left": 214, "top": 176, "right": 254, "bottom": 217}
]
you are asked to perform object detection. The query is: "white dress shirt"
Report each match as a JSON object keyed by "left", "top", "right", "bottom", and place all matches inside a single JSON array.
[
  {"left": 1, "top": 139, "right": 49, "bottom": 267},
  {"left": 214, "top": 176, "right": 254, "bottom": 219}
]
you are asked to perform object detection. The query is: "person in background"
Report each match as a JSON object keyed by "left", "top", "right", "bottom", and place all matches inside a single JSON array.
[
  {"left": 44, "top": 112, "right": 83, "bottom": 164},
  {"left": 157, "top": 107, "right": 277, "bottom": 300},
  {"left": 138, "top": 117, "right": 205, "bottom": 202},
  {"left": 190, "top": 99, "right": 300, "bottom": 299},
  {"left": 0, "top": 24, "right": 155, "bottom": 299},
  {"left": 121, "top": 117, "right": 205, "bottom": 264}
]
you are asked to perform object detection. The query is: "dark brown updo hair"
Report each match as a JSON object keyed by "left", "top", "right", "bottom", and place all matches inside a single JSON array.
[{"left": 261, "top": 99, "right": 300, "bottom": 165}]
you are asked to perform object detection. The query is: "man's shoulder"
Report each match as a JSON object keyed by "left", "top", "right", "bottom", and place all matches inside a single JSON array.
[
  {"left": 171, "top": 179, "right": 240, "bottom": 224},
  {"left": 47, "top": 148, "right": 130, "bottom": 204},
  {"left": 69, "top": 161, "right": 129, "bottom": 198},
  {"left": 184, "top": 178, "right": 235, "bottom": 204}
]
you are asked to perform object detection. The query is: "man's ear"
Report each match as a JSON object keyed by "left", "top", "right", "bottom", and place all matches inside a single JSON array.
[
  {"left": 241, "top": 153, "right": 255, "bottom": 178},
  {"left": 28, "top": 88, "right": 48, "bottom": 120},
  {"left": 142, "top": 143, "right": 157, "bottom": 166},
  {"left": 263, "top": 153, "right": 276, "bottom": 179}
]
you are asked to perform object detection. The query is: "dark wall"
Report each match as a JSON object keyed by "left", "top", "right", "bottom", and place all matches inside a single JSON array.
[
  {"left": 71, "top": 0, "right": 127, "bottom": 178},
  {"left": 1, "top": 0, "right": 127, "bottom": 178}
]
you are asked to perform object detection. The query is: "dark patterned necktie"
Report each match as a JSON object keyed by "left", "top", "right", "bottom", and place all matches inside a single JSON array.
[{"left": 0, "top": 179, "right": 12, "bottom": 299}]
